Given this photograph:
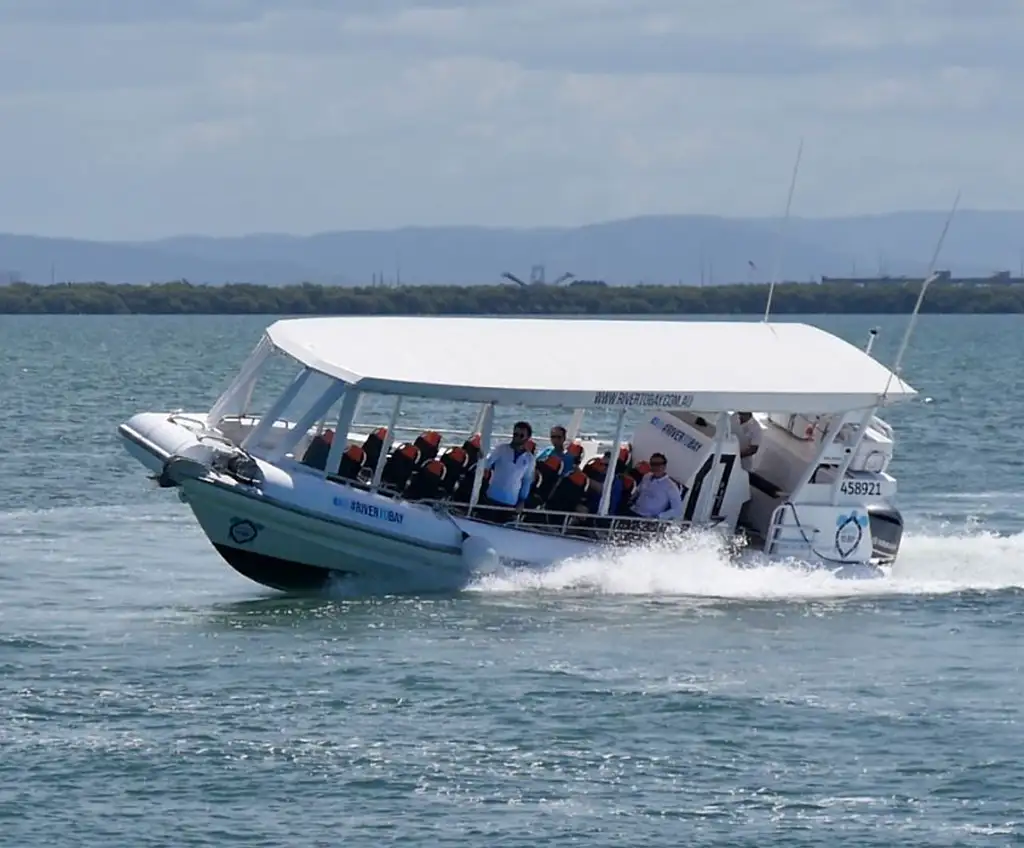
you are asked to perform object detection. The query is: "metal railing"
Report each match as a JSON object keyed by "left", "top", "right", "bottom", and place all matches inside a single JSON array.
[
  {"left": 320, "top": 469, "right": 714, "bottom": 543},
  {"left": 443, "top": 500, "right": 705, "bottom": 544}
]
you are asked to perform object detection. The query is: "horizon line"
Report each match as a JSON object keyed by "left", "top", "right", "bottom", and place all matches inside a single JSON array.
[{"left": 3, "top": 206, "right": 1024, "bottom": 244}]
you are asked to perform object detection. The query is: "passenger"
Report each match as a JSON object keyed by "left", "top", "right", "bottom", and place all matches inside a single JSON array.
[
  {"left": 731, "top": 411, "right": 762, "bottom": 472},
  {"left": 536, "top": 425, "right": 573, "bottom": 476},
  {"left": 477, "top": 420, "right": 536, "bottom": 522},
  {"left": 625, "top": 452, "right": 683, "bottom": 520},
  {"left": 584, "top": 451, "right": 625, "bottom": 514}
]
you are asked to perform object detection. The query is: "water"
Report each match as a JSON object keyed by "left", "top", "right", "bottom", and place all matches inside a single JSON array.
[{"left": 1, "top": 314, "right": 1023, "bottom": 846}]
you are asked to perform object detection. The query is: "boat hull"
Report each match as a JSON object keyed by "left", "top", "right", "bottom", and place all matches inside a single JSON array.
[
  {"left": 117, "top": 411, "right": 898, "bottom": 593},
  {"left": 178, "top": 475, "right": 473, "bottom": 593},
  {"left": 211, "top": 543, "right": 337, "bottom": 593}
]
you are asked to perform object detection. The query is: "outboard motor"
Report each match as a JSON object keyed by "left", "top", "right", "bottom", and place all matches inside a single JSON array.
[{"left": 867, "top": 504, "right": 903, "bottom": 562}]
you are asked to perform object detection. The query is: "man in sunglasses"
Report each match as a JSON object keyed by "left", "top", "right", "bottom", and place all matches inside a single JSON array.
[
  {"left": 478, "top": 420, "right": 536, "bottom": 521},
  {"left": 536, "top": 425, "right": 574, "bottom": 476},
  {"left": 626, "top": 452, "right": 683, "bottom": 520}
]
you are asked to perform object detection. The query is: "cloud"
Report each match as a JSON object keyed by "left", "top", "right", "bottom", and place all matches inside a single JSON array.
[{"left": 0, "top": 0, "right": 1021, "bottom": 238}]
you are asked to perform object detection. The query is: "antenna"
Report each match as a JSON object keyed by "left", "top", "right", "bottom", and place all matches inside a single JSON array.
[
  {"left": 864, "top": 327, "right": 879, "bottom": 356},
  {"left": 763, "top": 137, "right": 804, "bottom": 322},
  {"left": 882, "top": 190, "right": 960, "bottom": 398}
]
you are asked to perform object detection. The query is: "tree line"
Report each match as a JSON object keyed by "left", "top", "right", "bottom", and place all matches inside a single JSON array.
[{"left": 1, "top": 279, "right": 1022, "bottom": 315}]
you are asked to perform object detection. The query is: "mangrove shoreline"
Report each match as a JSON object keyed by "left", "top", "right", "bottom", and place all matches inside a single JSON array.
[{"left": 1, "top": 280, "right": 1023, "bottom": 315}]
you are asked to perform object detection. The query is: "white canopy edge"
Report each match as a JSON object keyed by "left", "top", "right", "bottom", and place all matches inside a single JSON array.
[{"left": 265, "top": 316, "right": 917, "bottom": 414}]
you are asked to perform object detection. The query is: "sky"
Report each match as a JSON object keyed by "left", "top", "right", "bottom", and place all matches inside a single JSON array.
[{"left": 0, "top": 0, "right": 1021, "bottom": 240}]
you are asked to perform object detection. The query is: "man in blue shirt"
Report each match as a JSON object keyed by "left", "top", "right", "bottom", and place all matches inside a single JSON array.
[
  {"left": 478, "top": 420, "right": 536, "bottom": 522},
  {"left": 536, "top": 425, "right": 574, "bottom": 476}
]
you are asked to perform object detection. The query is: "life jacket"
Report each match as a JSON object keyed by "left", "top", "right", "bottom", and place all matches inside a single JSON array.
[
  {"left": 336, "top": 443, "right": 366, "bottom": 481},
  {"left": 405, "top": 457, "right": 448, "bottom": 501}
]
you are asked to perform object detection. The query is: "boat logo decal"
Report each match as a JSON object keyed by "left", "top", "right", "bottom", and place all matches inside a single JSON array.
[
  {"left": 593, "top": 391, "right": 694, "bottom": 409},
  {"left": 228, "top": 517, "right": 261, "bottom": 545},
  {"left": 332, "top": 495, "right": 404, "bottom": 525},
  {"left": 834, "top": 510, "right": 869, "bottom": 558},
  {"left": 650, "top": 415, "right": 703, "bottom": 451}
]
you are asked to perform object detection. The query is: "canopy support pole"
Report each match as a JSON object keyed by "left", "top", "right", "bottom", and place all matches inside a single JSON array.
[
  {"left": 694, "top": 412, "right": 730, "bottom": 524},
  {"left": 370, "top": 396, "right": 403, "bottom": 492},
  {"left": 323, "top": 389, "right": 362, "bottom": 478},
  {"left": 597, "top": 408, "right": 627, "bottom": 517},
  {"left": 566, "top": 407, "right": 585, "bottom": 442},
  {"left": 467, "top": 402, "right": 495, "bottom": 515}
]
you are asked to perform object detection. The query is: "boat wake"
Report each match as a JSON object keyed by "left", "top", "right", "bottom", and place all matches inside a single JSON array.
[{"left": 466, "top": 524, "right": 1024, "bottom": 601}]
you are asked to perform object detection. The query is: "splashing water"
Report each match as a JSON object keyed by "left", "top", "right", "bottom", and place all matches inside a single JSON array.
[{"left": 467, "top": 525, "right": 1024, "bottom": 601}]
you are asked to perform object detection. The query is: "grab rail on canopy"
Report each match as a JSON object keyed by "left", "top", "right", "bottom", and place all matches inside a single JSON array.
[{"left": 348, "top": 422, "right": 601, "bottom": 441}]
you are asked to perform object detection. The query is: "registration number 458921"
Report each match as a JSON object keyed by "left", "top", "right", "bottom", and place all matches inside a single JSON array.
[{"left": 840, "top": 479, "right": 882, "bottom": 497}]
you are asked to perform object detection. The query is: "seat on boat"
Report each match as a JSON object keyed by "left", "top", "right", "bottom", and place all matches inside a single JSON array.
[
  {"left": 380, "top": 442, "right": 420, "bottom": 490},
  {"left": 335, "top": 443, "right": 366, "bottom": 481},
  {"left": 582, "top": 455, "right": 611, "bottom": 483},
  {"left": 362, "top": 427, "right": 389, "bottom": 470},
  {"left": 528, "top": 454, "right": 563, "bottom": 507},
  {"left": 439, "top": 446, "right": 471, "bottom": 493},
  {"left": 629, "top": 460, "right": 651, "bottom": 483},
  {"left": 614, "top": 473, "right": 638, "bottom": 515},
  {"left": 414, "top": 430, "right": 443, "bottom": 462},
  {"left": 300, "top": 429, "right": 334, "bottom": 470},
  {"left": 617, "top": 444, "right": 632, "bottom": 472},
  {"left": 405, "top": 458, "right": 448, "bottom": 501},
  {"left": 462, "top": 433, "right": 482, "bottom": 466},
  {"left": 544, "top": 469, "right": 591, "bottom": 517},
  {"left": 451, "top": 465, "right": 491, "bottom": 504}
]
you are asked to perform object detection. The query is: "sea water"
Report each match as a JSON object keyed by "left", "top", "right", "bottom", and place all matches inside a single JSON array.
[{"left": 0, "top": 313, "right": 1021, "bottom": 846}]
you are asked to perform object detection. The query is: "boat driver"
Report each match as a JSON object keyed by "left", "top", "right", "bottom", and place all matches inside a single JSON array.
[
  {"left": 479, "top": 420, "right": 537, "bottom": 521},
  {"left": 731, "top": 411, "right": 761, "bottom": 473},
  {"left": 625, "top": 452, "right": 683, "bottom": 520}
]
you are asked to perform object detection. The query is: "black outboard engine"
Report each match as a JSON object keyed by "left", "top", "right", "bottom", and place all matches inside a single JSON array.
[{"left": 867, "top": 504, "right": 903, "bottom": 562}]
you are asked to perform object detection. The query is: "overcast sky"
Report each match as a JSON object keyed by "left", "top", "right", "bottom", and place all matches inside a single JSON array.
[{"left": 0, "top": 0, "right": 1019, "bottom": 240}]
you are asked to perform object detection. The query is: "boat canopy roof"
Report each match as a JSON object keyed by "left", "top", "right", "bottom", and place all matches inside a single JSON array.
[{"left": 266, "top": 316, "right": 916, "bottom": 413}]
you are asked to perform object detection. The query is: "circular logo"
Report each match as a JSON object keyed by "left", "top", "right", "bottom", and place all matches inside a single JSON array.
[
  {"left": 834, "top": 511, "right": 868, "bottom": 558},
  {"left": 228, "top": 518, "right": 260, "bottom": 545}
]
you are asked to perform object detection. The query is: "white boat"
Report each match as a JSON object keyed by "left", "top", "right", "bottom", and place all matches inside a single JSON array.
[{"left": 117, "top": 316, "right": 916, "bottom": 593}]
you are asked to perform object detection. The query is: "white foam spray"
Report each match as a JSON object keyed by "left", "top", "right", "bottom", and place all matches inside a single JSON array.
[{"left": 467, "top": 524, "right": 1024, "bottom": 601}]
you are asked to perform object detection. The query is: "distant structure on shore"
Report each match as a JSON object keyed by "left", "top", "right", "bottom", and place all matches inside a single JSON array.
[{"left": 820, "top": 270, "right": 1024, "bottom": 287}]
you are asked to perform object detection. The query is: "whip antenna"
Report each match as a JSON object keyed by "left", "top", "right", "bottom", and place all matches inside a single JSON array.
[
  {"left": 763, "top": 137, "right": 804, "bottom": 323},
  {"left": 882, "top": 189, "right": 960, "bottom": 400}
]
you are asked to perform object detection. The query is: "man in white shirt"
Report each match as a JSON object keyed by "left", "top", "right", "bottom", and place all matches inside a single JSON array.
[
  {"left": 731, "top": 411, "right": 761, "bottom": 473},
  {"left": 627, "top": 452, "right": 683, "bottom": 520},
  {"left": 478, "top": 420, "right": 536, "bottom": 521}
]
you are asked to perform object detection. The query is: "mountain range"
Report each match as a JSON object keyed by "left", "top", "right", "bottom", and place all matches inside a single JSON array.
[{"left": 2, "top": 210, "right": 1024, "bottom": 286}]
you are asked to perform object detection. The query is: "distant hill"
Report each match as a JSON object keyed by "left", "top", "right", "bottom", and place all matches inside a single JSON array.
[{"left": 2, "top": 210, "right": 1023, "bottom": 286}]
